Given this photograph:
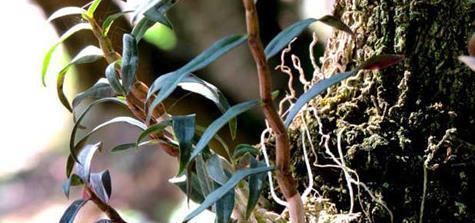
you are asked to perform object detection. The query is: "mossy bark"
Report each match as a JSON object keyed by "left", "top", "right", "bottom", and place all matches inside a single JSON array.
[{"left": 287, "top": 0, "right": 475, "bottom": 222}]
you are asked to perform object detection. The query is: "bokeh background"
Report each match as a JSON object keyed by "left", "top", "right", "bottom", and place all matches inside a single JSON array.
[{"left": 0, "top": 0, "right": 333, "bottom": 222}]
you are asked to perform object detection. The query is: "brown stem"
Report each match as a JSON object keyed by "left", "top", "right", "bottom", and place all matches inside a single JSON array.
[
  {"left": 241, "top": 0, "right": 305, "bottom": 222},
  {"left": 86, "top": 187, "right": 127, "bottom": 223}
]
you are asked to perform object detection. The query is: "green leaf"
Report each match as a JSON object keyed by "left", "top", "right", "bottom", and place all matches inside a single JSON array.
[
  {"left": 110, "top": 143, "right": 137, "bottom": 152},
  {"left": 72, "top": 116, "right": 147, "bottom": 163},
  {"left": 89, "top": 170, "right": 112, "bottom": 204},
  {"left": 459, "top": 56, "right": 475, "bottom": 71},
  {"left": 265, "top": 16, "right": 353, "bottom": 60},
  {"left": 358, "top": 54, "right": 405, "bottom": 70},
  {"left": 59, "top": 199, "right": 88, "bottom": 223},
  {"left": 232, "top": 144, "right": 259, "bottom": 160},
  {"left": 87, "top": 0, "right": 102, "bottom": 17},
  {"left": 121, "top": 34, "right": 139, "bottom": 94},
  {"left": 62, "top": 174, "right": 83, "bottom": 198},
  {"left": 47, "top": 7, "right": 86, "bottom": 22},
  {"left": 72, "top": 78, "right": 117, "bottom": 110},
  {"left": 195, "top": 155, "right": 213, "bottom": 197},
  {"left": 42, "top": 23, "right": 91, "bottom": 86},
  {"left": 70, "top": 97, "right": 127, "bottom": 162},
  {"left": 189, "top": 100, "right": 259, "bottom": 165},
  {"left": 105, "top": 61, "right": 127, "bottom": 96},
  {"left": 137, "top": 119, "right": 171, "bottom": 145},
  {"left": 57, "top": 45, "right": 104, "bottom": 112},
  {"left": 76, "top": 142, "right": 102, "bottom": 181},
  {"left": 265, "top": 18, "right": 317, "bottom": 59},
  {"left": 284, "top": 71, "right": 355, "bottom": 127},
  {"left": 183, "top": 166, "right": 273, "bottom": 222},
  {"left": 318, "top": 15, "right": 354, "bottom": 35},
  {"left": 246, "top": 158, "right": 267, "bottom": 219},
  {"left": 102, "top": 11, "right": 134, "bottom": 36},
  {"left": 132, "top": 17, "right": 155, "bottom": 42},
  {"left": 172, "top": 115, "right": 196, "bottom": 175},
  {"left": 206, "top": 155, "right": 229, "bottom": 185},
  {"left": 195, "top": 125, "right": 231, "bottom": 161},
  {"left": 215, "top": 181, "right": 235, "bottom": 223},
  {"left": 146, "top": 35, "right": 247, "bottom": 122},
  {"left": 178, "top": 75, "right": 236, "bottom": 139}
]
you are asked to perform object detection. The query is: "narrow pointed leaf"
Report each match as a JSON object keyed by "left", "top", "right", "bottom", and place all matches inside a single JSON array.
[
  {"left": 137, "top": 120, "right": 171, "bottom": 145},
  {"left": 206, "top": 155, "right": 229, "bottom": 185},
  {"left": 89, "top": 170, "right": 112, "bottom": 204},
  {"left": 189, "top": 100, "right": 259, "bottom": 165},
  {"left": 246, "top": 158, "right": 267, "bottom": 219},
  {"left": 358, "top": 54, "right": 405, "bottom": 70},
  {"left": 215, "top": 182, "right": 234, "bottom": 223},
  {"left": 59, "top": 199, "right": 88, "bottom": 223},
  {"left": 459, "top": 56, "right": 475, "bottom": 71},
  {"left": 47, "top": 7, "right": 86, "bottom": 22},
  {"left": 57, "top": 45, "right": 104, "bottom": 112},
  {"left": 87, "top": 0, "right": 102, "bottom": 17},
  {"left": 146, "top": 35, "right": 247, "bottom": 122},
  {"left": 72, "top": 78, "right": 117, "bottom": 109},
  {"left": 183, "top": 166, "right": 273, "bottom": 222},
  {"left": 132, "top": 17, "right": 155, "bottom": 42},
  {"left": 62, "top": 174, "right": 83, "bottom": 198},
  {"left": 143, "top": 0, "right": 176, "bottom": 29},
  {"left": 264, "top": 18, "right": 317, "bottom": 59},
  {"left": 233, "top": 144, "right": 259, "bottom": 160},
  {"left": 42, "top": 23, "right": 91, "bottom": 86},
  {"left": 195, "top": 155, "right": 213, "bottom": 197},
  {"left": 284, "top": 71, "right": 355, "bottom": 127},
  {"left": 318, "top": 15, "right": 354, "bottom": 35},
  {"left": 72, "top": 116, "right": 147, "bottom": 162},
  {"left": 111, "top": 143, "right": 137, "bottom": 152},
  {"left": 76, "top": 142, "right": 102, "bottom": 181},
  {"left": 179, "top": 75, "right": 236, "bottom": 139},
  {"left": 70, "top": 98, "right": 127, "bottom": 162},
  {"left": 121, "top": 34, "right": 139, "bottom": 93},
  {"left": 105, "top": 61, "right": 127, "bottom": 95},
  {"left": 102, "top": 11, "right": 134, "bottom": 36},
  {"left": 172, "top": 115, "right": 196, "bottom": 174}
]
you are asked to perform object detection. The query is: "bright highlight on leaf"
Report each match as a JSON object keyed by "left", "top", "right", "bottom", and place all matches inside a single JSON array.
[{"left": 47, "top": 7, "right": 86, "bottom": 22}]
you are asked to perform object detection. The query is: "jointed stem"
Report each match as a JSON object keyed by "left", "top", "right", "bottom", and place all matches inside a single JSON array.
[{"left": 241, "top": 0, "right": 305, "bottom": 222}]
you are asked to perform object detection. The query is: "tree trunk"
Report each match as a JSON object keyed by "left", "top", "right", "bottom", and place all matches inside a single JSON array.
[{"left": 287, "top": 0, "right": 475, "bottom": 222}]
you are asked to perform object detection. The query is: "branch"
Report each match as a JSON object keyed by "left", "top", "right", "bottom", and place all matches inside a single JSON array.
[
  {"left": 86, "top": 187, "right": 127, "bottom": 223},
  {"left": 241, "top": 0, "right": 305, "bottom": 222}
]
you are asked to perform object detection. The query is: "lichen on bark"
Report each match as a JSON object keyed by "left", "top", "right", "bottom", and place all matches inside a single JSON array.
[{"left": 285, "top": 0, "right": 475, "bottom": 222}]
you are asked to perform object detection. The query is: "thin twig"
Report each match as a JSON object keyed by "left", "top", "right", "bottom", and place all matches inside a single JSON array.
[{"left": 241, "top": 0, "right": 304, "bottom": 222}]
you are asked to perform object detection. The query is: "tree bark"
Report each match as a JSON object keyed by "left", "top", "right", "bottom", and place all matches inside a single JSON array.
[{"left": 287, "top": 0, "right": 475, "bottom": 222}]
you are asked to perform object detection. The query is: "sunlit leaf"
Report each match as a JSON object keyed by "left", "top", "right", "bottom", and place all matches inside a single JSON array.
[
  {"left": 189, "top": 100, "right": 259, "bottom": 165},
  {"left": 318, "top": 15, "right": 354, "bottom": 35},
  {"left": 105, "top": 62, "right": 127, "bottom": 96},
  {"left": 62, "top": 174, "right": 83, "bottom": 198},
  {"left": 233, "top": 144, "right": 259, "bottom": 160},
  {"left": 121, "top": 34, "right": 139, "bottom": 94},
  {"left": 42, "top": 23, "right": 92, "bottom": 86},
  {"left": 76, "top": 142, "right": 102, "bottom": 181},
  {"left": 47, "top": 7, "right": 86, "bottom": 22},
  {"left": 459, "top": 56, "right": 475, "bottom": 71},
  {"left": 72, "top": 78, "right": 117, "bottom": 110},
  {"left": 179, "top": 75, "right": 236, "bottom": 139},
  {"left": 59, "top": 199, "right": 88, "bottom": 223},
  {"left": 87, "top": 0, "right": 102, "bottom": 18},
  {"left": 172, "top": 115, "right": 196, "bottom": 175},
  {"left": 284, "top": 71, "right": 355, "bottom": 127},
  {"left": 246, "top": 158, "right": 267, "bottom": 219},
  {"left": 265, "top": 16, "right": 353, "bottom": 60},
  {"left": 146, "top": 35, "right": 247, "bottom": 122},
  {"left": 102, "top": 11, "right": 134, "bottom": 36},
  {"left": 57, "top": 45, "right": 104, "bottom": 112},
  {"left": 183, "top": 166, "right": 273, "bottom": 222},
  {"left": 72, "top": 116, "right": 147, "bottom": 162},
  {"left": 358, "top": 54, "right": 405, "bottom": 70},
  {"left": 89, "top": 170, "right": 112, "bottom": 204}
]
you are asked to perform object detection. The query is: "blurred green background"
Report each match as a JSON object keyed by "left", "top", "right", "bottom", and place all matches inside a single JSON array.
[{"left": 0, "top": 0, "right": 332, "bottom": 222}]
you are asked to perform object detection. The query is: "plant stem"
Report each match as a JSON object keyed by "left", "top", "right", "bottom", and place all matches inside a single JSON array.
[
  {"left": 241, "top": 0, "right": 305, "bottom": 222},
  {"left": 87, "top": 187, "right": 127, "bottom": 223}
]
